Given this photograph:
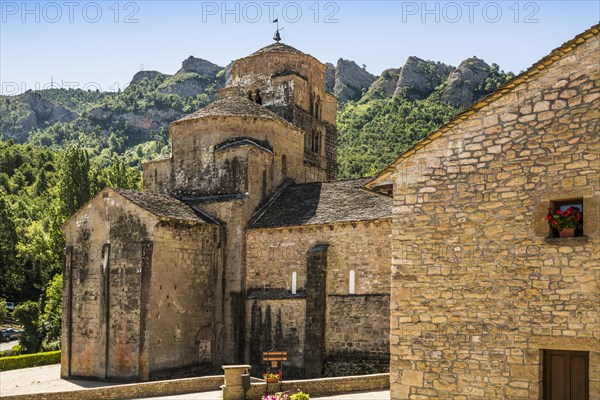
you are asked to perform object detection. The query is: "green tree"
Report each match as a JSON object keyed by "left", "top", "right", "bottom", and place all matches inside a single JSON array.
[
  {"left": 0, "top": 298, "right": 7, "bottom": 326},
  {"left": 106, "top": 156, "right": 130, "bottom": 188},
  {"left": 39, "top": 273, "right": 62, "bottom": 349},
  {"left": 58, "top": 145, "right": 90, "bottom": 217},
  {"left": 0, "top": 195, "right": 19, "bottom": 299},
  {"left": 33, "top": 169, "right": 48, "bottom": 196},
  {"left": 13, "top": 301, "right": 41, "bottom": 353}
]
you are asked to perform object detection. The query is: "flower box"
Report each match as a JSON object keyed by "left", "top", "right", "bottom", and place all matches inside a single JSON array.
[{"left": 263, "top": 372, "right": 281, "bottom": 383}]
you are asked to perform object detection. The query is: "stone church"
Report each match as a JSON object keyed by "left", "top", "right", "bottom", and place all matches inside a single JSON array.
[{"left": 61, "top": 43, "right": 392, "bottom": 380}]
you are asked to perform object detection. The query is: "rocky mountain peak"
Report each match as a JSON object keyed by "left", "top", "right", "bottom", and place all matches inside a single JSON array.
[
  {"left": 394, "top": 56, "right": 455, "bottom": 99},
  {"left": 441, "top": 56, "right": 491, "bottom": 108},
  {"left": 177, "top": 56, "right": 223, "bottom": 77},
  {"left": 130, "top": 70, "right": 168, "bottom": 85},
  {"left": 19, "top": 91, "right": 77, "bottom": 132},
  {"left": 364, "top": 68, "right": 402, "bottom": 100},
  {"left": 325, "top": 62, "right": 336, "bottom": 93},
  {"left": 333, "top": 59, "right": 377, "bottom": 103}
]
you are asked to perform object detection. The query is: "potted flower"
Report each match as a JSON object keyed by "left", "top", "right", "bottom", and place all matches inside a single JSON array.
[
  {"left": 263, "top": 372, "right": 281, "bottom": 383},
  {"left": 262, "top": 393, "right": 287, "bottom": 400},
  {"left": 546, "top": 206, "right": 583, "bottom": 237}
]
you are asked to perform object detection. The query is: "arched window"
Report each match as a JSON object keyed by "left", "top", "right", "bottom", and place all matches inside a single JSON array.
[
  {"left": 247, "top": 91, "right": 253, "bottom": 101},
  {"left": 349, "top": 270, "right": 356, "bottom": 295},
  {"left": 311, "top": 129, "right": 321, "bottom": 154},
  {"left": 291, "top": 271, "right": 297, "bottom": 294},
  {"left": 255, "top": 89, "right": 262, "bottom": 105},
  {"left": 315, "top": 96, "right": 322, "bottom": 120},
  {"left": 281, "top": 155, "right": 287, "bottom": 176}
]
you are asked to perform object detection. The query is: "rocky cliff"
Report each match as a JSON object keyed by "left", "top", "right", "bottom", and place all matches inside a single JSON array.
[
  {"left": 177, "top": 56, "right": 223, "bottom": 77},
  {"left": 440, "top": 57, "right": 491, "bottom": 108},
  {"left": 333, "top": 59, "right": 377, "bottom": 103},
  {"left": 131, "top": 71, "right": 168, "bottom": 85},
  {"left": 325, "top": 63, "right": 336, "bottom": 93},
  {"left": 364, "top": 68, "right": 402, "bottom": 100},
  {"left": 394, "top": 56, "right": 455, "bottom": 99},
  {"left": 1, "top": 91, "right": 78, "bottom": 141}
]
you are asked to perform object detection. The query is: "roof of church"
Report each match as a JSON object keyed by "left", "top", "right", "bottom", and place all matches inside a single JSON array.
[
  {"left": 249, "top": 178, "right": 392, "bottom": 229},
  {"left": 366, "top": 23, "right": 600, "bottom": 191},
  {"left": 114, "top": 188, "right": 215, "bottom": 224},
  {"left": 173, "top": 96, "right": 293, "bottom": 126},
  {"left": 215, "top": 137, "right": 273, "bottom": 153},
  {"left": 251, "top": 42, "right": 305, "bottom": 56}
]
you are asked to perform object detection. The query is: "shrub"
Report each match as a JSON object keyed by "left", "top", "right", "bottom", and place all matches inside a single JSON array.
[
  {"left": 290, "top": 392, "right": 310, "bottom": 400},
  {"left": 0, "top": 350, "right": 60, "bottom": 371},
  {"left": 41, "top": 339, "right": 61, "bottom": 352}
]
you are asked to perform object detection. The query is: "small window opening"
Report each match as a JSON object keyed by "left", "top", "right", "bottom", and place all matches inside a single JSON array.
[
  {"left": 255, "top": 90, "right": 262, "bottom": 105},
  {"left": 349, "top": 270, "right": 356, "bottom": 295},
  {"left": 282, "top": 155, "right": 287, "bottom": 176},
  {"left": 315, "top": 96, "right": 322, "bottom": 120},
  {"left": 547, "top": 199, "right": 584, "bottom": 238},
  {"left": 291, "top": 271, "right": 297, "bottom": 294},
  {"left": 311, "top": 129, "right": 321, "bottom": 154}
]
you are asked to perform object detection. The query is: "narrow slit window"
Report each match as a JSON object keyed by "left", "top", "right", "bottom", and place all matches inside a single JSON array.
[
  {"left": 349, "top": 270, "right": 356, "bottom": 295},
  {"left": 291, "top": 271, "right": 297, "bottom": 294}
]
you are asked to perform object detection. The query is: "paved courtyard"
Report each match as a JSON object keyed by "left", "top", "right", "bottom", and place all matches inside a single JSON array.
[
  {"left": 0, "top": 364, "right": 389, "bottom": 400},
  {"left": 0, "top": 339, "right": 19, "bottom": 352},
  {"left": 135, "top": 390, "right": 390, "bottom": 399}
]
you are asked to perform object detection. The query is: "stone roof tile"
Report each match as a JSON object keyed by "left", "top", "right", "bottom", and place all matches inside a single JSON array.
[
  {"left": 250, "top": 178, "right": 392, "bottom": 229},
  {"left": 174, "top": 96, "right": 289, "bottom": 125},
  {"left": 114, "top": 188, "right": 213, "bottom": 223},
  {"left": 251, "top": 42, "right": 305, "bottom": 56}
]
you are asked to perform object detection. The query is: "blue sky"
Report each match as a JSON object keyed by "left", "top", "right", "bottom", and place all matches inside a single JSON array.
[{"left": 1, "top": 1, "right": 598, "bottom": 94}]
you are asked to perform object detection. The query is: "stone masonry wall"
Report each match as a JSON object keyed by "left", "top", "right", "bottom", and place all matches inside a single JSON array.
[
  {"left": 229, "top": 52, "right": 328, "bottom": 120},
  {"left": 247, "top": 220, "right": 391, "bottom": 295},
  {"left": 145, "top": 116, "right": 326, "bottom": 197},
  {"left": 326, "top": 294, "right": 390, "bottom": 359},
  {"left": 246, "top": 298, "right": 306, "bottom": 376},
  {"left": 389, "top": 33, "right": 599, "bottom": 398},
  {"left": 147, "top": 221, "right": 220, "bottom": 376},
  {"left": 246, "top": 220, "right": 392, "bottom": 375},
  {"left": 62, "top": 190, "right": 157, "bottom": 380}
]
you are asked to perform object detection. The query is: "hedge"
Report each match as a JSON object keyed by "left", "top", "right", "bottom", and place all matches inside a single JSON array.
[{"left": 0, "top": 350, "right": 61, "bottom": 371}]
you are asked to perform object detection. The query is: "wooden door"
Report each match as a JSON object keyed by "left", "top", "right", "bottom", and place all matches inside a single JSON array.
[{"left": 543, "top": 350, "right": 589, "bottom": 400}]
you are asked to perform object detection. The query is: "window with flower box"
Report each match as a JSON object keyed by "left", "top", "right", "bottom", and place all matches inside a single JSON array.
[
  {"left": 546, "top": 199, "right": 584, "bottom": 238},
  {"left": 535, "top": 192, "right": 597, "bottom": 243}
]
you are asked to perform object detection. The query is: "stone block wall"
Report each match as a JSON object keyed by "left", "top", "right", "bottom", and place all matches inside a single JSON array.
[
  {"left": 246, "top": 220, "right": 391, "bottom": 295},
  {"left": 143, "top": 158, "right": 172, "bottom": 195},
  {"left": 326, "top": 294, "right": 390, "bottom": 357},
  {"left": 147, "top": 221, "right": 221, "bottom": 376},
  {"left": 389, "top": 32, "right": 599, "bottom": 399},
  {"left": 246, "top": 298, "right": 306, "bottom": 376},
  {"left": 246, "top": 220, "right": 392, "bottom": 376},
  {"left": 148, "top": 116, "right": 315, "bottom": 197},
  {"left": 228, "top": 52, "right": 327, "bottom": 113},
  {"left": 62, "top": 190, "right": 156, "bottom": 380},
  {"left": 62, "top": 189, "right": 222, "bottom": 380}
]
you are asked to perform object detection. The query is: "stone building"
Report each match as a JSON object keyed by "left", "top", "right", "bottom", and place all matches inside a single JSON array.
[
  {"left": 61, "top": 43, "right": 391, "bottom": 380},
  {"left": 367, "top": 25, "right": 599, "bottom": 399}
]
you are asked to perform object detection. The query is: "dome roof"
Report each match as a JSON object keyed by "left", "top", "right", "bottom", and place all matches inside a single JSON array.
[
  {"left": 174, "top": 96, "right": 292, "bottom": 126},
  {"left": 250, "top": 42, "right": 305, "bottom": 56}
]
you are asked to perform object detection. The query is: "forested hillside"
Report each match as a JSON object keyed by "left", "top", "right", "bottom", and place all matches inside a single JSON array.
[{"left": 0, "top": 52, "right": 514, "bottom": 350}]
